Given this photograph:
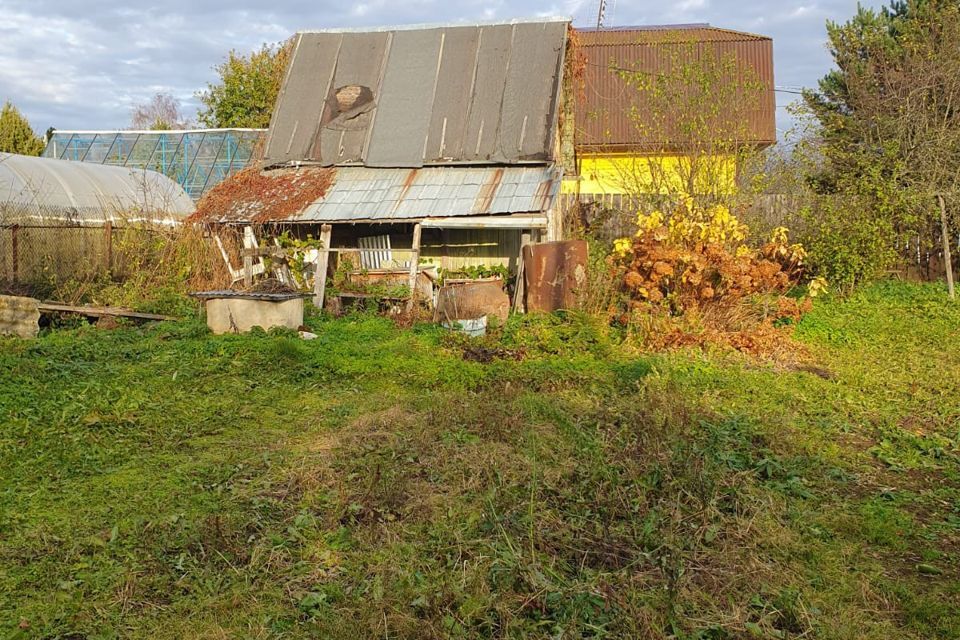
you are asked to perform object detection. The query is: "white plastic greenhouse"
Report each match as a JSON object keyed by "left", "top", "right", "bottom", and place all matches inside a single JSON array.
[{"left": 0, "top": 152, "right": 195, "bottom": 226}]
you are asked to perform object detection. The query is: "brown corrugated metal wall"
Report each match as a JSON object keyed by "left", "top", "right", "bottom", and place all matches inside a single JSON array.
[{"left": 573, "top": 26, "right": 776, "bottom": 151}]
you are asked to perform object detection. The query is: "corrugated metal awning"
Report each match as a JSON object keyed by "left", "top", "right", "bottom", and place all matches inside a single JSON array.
[
  {"left": 204, "top": 165, "right": 559, "bottom": 225},
  {"left": 294, "top": 166, "right": 558, "bottom": 222}
]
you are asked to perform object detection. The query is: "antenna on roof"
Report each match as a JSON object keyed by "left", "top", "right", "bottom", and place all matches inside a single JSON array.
[{"left": 596, "top": 0, "right": 606, "bottom": 28}]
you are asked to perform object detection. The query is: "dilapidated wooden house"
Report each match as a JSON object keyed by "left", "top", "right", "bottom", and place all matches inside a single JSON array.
[{"left": 195, "top": 18, "right": 569, "bottom": 286}]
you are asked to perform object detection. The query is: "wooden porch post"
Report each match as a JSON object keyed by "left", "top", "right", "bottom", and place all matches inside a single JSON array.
[
  {"left": 512, "top": 229, "right": 533, "bottom": 313},
  {"left": 313, "top": 224, "right": 333, "bottom": 309},
  {"left": 406, "top": 223, "right": 422, "bottom": 312}
]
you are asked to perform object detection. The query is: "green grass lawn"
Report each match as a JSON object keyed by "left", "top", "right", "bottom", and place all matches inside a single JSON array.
[{"left": 1, "top": 280, "right": 958, "bottom": 639}]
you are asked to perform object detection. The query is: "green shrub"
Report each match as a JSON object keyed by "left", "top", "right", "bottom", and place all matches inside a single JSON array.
[{"left": 800, "top": 199, "right": 899, "bottom": 294}]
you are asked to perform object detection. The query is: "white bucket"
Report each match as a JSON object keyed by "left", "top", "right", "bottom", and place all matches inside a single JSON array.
[{"left": 442, "top": 315, "right": 488, "bottom": 337}]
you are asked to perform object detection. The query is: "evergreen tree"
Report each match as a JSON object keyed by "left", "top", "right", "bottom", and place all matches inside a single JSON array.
[{"left": 0, "top": 102, "right": 44, "bottom": 156}]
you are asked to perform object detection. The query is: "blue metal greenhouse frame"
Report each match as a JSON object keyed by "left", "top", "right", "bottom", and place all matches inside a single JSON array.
[{"left": 43, "top": 129, "right": 266, "bottom": 201}]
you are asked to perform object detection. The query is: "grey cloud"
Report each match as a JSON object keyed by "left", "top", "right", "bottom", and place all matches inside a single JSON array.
[{"left": 0, "top": 0, "right": 877, "bottom": 134}]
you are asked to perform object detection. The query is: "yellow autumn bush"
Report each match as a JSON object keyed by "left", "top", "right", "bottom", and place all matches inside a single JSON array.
[{"left": 613, "top": 203, "right": 814, "bottom": 315}]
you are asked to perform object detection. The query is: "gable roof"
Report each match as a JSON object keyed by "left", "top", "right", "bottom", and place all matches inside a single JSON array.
[
  {"left": 576, "top": 24, "right": 770, "bottom": 44},
  {"left": 574, "top": 24, "right": 776, "bottom": 151},
  {"left": 263, "top": 18, "right": 569, "bottom": 168}
]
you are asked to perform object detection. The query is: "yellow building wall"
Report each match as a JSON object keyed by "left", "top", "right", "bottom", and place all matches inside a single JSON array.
[{"left": 562, "top": 153, "right": 737, "bottom": 197}]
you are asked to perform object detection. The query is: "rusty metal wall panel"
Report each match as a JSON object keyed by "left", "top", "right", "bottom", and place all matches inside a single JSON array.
[
  {"left": 523, "top": 240, "right": 588, "bottom": 312},
  {"left": 424, "top": 26, "right": 482, "bottom": 162},
  {"left": 264, "top": 33, "right": 341, "bottom": 164},
  {"left": 577, "top": 24, "right": 769, "bottom": 45},
  {"left": 365, "top": 28, "right": 444, "bottom": 167},
  {"left": 574, "top": 26, "right": 776, "bottom": 150}
]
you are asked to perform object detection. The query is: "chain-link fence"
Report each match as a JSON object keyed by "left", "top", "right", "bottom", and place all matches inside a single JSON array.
[{"left": 0, "top": 223, "right": 155, "bottom": 296}]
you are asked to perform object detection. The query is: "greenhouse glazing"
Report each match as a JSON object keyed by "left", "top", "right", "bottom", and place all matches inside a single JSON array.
[{"left": 43, "top": 129, "right": 265, "bottom": 200}]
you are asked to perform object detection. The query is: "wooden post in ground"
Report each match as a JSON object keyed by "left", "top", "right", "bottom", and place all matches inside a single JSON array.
[
  {"left": 10, "top": 224, "right": 18, "bottom": 285},
  {"left": 512, "top": 229, "right": 533, "bottom": 313},
  {"left": 313, "top": 224, "right": 333, "bottom": 309},
  {"left": 104, "top": 221, "right": 113, "bottom": 274},
  {"left": 938, "top": 194, "right": 955, "bottom": 299},
  {"left": 406, "top": 223, "right": 422, "bottom": 312}
]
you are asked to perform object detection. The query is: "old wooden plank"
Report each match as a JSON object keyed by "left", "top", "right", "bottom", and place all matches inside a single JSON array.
[{"left": 36, "top": 302, "right": 174, "bottom": 322}]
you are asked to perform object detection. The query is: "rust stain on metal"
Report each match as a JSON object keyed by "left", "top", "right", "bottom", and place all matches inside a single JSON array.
[
  {"left": 436, "top": 279, "right": 510, "bottom": 323},
  {"left": 534, "top": 179, "right": 553, "bottom": 211},
  {"left": 473, "top": 167, "right": 504, "bottom": 213},
  {"left": 391, "top": 168, "right": 420, "bottom": 215},
  {"left": 523, "top": 240, "right": 589, "bottom": 313}
]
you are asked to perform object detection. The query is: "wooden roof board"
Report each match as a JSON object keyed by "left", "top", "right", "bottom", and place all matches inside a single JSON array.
[
  {"left": 460, "top": 24, "right": 513, "bottom": 163},
  {"left": 315, "top": 31, "right": 390, "bottom": 165},
  {"left": 501, "top": 21, "right": 568, "bottom": 160}
]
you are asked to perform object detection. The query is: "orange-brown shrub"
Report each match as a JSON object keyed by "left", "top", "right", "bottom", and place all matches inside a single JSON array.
[{"left": 613, "top": 208, "right": 808, "bottom": 315}]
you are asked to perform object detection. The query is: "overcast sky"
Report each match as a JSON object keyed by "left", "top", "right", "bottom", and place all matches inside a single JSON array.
[{"left": 0, "top": 0, "right": 878, "bottom": 135}]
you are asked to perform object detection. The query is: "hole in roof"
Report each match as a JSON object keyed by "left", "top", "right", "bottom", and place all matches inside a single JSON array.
[
  {"left": 324, "top": 85, "right": 376, "bottom": 131},
  {"left": 335, "top": 85, "right": 374, "bottom": 113}
]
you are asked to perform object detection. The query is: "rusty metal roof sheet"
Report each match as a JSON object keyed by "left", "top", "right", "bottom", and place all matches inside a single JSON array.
[
  {"left": 573, "top": 25, "right": 776, "bottom": 150},
  {"left": 263, "top": 19, "right": 569, "bottom": 168},
  {"left": 204, "top": 166, "right": 558, "bottom": 224},
  {"left": 293, "top": 166, "right": 558, "bottom": 222}
]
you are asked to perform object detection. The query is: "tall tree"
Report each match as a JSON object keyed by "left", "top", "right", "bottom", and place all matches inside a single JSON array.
[
  {"left": 196, "top": 40, "right": 293, "bottom": 129},
  {"left": 803, "top": 0, "right": 960, "bottom": 292},
  {"left": 131, "top": 93, "right": 187, "bottom": 130},
  {"left": 0, "top": 102, "right": 44, "bottom": 156}
]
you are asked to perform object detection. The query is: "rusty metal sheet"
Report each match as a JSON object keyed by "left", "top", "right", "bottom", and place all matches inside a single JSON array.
[
  {"left": 523, "top": 240, "right": 589, "bottom": 313},
  {"left": 436, "top": 279, "right": 510, "bottom": 323}
]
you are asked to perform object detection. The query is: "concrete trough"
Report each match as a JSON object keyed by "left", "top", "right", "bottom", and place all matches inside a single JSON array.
[{"left": 191, "top": 290, "right": 310, "bottom": 334}]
